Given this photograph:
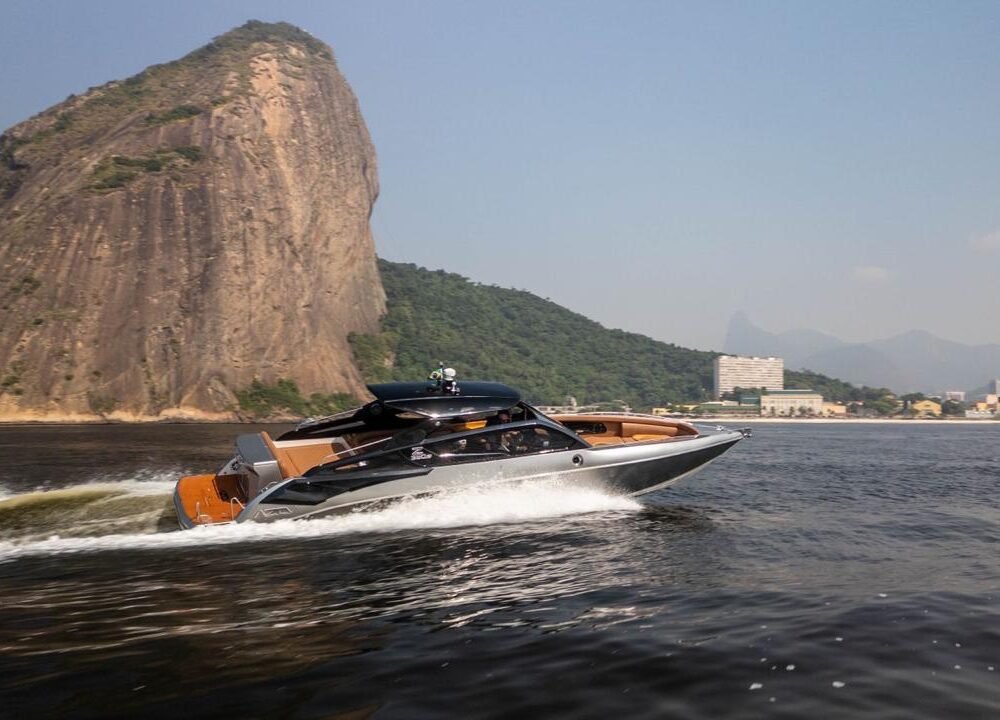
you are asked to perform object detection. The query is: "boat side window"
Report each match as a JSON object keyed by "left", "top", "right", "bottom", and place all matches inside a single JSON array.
[
  {"left": 306, "top": 450, "right": 410, "bottom": 476},
  {"left": 262, "top": 479, "right": 341, "bottom": 505},
  {"left": 415, "top": 430, "right": 510, "bottom": 465},
  {"left": 419, "top": 426, "right": 580, "bottom": 465},
  {"left": 522, "top": 426, "right": 581, "bottom": 452},
  {"left": 562, "top": 421, "right": 607, "bottom": 435}
]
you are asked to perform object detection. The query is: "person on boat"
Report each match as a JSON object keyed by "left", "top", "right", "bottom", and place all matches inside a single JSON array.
[{"left": 489, "top": 409, "right": 511, "bottom": 426}]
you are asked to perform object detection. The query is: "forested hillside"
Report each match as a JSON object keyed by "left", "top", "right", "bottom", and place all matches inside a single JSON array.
[
  {"left": 783, "top": 369, "right": 895, "bottom": 411},
  {"left": 351, "top": 260, "right": 889, "bottom": 411},
  {"left": 351, "top": 261, "right": 717, "bottom": 408}
]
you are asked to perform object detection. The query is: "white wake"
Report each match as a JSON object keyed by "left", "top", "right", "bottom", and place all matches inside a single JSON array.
[{"left": 0, "top": 477, "right": 641, "bottom": 562}]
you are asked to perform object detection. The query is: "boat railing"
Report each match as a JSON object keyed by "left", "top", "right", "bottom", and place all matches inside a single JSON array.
[
  {"left": 337, "top": 435, "right": 393, "bottom": 457},
  {"left": 550, "top": 411, "right": 678, "bottom": 421}
]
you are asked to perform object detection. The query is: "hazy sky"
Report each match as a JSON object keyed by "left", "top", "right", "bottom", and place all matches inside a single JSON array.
[{"left": 4, "top": 1, "right": 1000, "bottom": 350}]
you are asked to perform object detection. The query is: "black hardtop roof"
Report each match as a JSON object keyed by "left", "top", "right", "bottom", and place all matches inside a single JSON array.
[
  {"left": 366, "top": 381, "right": 521, "bottom": 418},
  {"left": 367, "top": 381, "right": 521, "bottom": 403},
  {"left": 279, "top": 381, "right": 525, "bottom": 439}
]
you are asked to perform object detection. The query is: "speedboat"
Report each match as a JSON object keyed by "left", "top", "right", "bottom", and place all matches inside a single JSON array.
[{"left": 173, "top": 376, "right": 748, "bottom": 528}]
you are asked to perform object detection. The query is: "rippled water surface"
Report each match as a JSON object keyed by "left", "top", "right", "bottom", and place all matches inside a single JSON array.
[{"left": 2, "top": 422, "right": 1000, "bottom": 719}]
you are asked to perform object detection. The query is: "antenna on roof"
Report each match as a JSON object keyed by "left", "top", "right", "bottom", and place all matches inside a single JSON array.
[{"left": 429, "top": 362, "right": 459, "bottom": 394}]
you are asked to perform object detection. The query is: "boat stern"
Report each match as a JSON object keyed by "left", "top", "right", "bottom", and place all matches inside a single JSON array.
[{"left": 173, "top": 473, "right": 247, "bottom": 529}]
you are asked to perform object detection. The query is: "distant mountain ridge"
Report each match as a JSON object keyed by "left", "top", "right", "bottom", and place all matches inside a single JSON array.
[{"left": 723, "top": 313, "right": 1000, "bottom": 394}]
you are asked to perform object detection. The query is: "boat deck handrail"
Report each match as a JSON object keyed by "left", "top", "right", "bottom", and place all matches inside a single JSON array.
[{"left": 551, "top": 411, "right": 679, "bottom": 421}]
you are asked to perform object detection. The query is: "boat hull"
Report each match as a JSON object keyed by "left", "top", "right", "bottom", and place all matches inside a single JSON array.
[{"left": 173, "top": 427, "right": 742, "bottom": 527}]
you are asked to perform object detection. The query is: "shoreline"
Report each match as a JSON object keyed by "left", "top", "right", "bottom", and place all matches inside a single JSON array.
[
  {"left": 0, "top": 415, "right": 995, "bottom": 427},
  {"left": 695, "top": 417, "right": 999, "bottom": 425}
]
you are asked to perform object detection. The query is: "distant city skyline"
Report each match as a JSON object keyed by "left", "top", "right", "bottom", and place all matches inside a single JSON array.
[{"left": 3, "top": 1, "right": 1000, "bottom": 350}]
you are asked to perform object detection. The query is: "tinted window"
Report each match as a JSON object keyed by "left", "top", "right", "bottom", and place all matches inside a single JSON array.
[
  {"left": 417, "top": 426, "right": 578, "bottom": 465},
  {"left": 561, "top": 421, "right": 607, "bottom": 435},
  {"left": 262, "top": 479, "right": 343, "bottom": 505}
]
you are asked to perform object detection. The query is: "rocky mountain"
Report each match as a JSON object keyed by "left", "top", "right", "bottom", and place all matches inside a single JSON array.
[
  {"left": 723, "top": 311, "right": 845, "bottom": 365},
  {"left": 0, "top": 21, "right": 384, "bottom": 420},
  {"left": 723, "top": 313, "right": 1000, "bottom": 394}
]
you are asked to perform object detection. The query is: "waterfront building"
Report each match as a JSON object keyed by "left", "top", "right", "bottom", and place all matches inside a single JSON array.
[
  {"left": 911, "top": 399, "right": 942, "bottom": 418},
  {"left": 971, "top": 395, "right": 998, "bottom": 414},
  {"left": 943, "top": 391, "right": 966, "bottom": 402},
  {"left": 966, "top": 409, "right": 997, "bottom": 419},
  {"left": 822, "top": 402, "right": 848, "bottom": 417},
  {"left": 713, "top": 355, "right": 784, "bottom": 398},
  {"left": 760, "top": 389, "right": 823, "bottom": 416},
  {"left": 696, "top": 400, "right": 758, "bottom": 416}
]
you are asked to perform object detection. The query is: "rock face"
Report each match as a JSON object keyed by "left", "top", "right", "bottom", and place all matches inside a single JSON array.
[{"left": 0, "top": 22, "right": 384, "bottom": 420}]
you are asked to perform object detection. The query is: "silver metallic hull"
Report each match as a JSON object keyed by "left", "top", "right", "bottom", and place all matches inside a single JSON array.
[{"left": 215, "top": 426, "right": 742, "bottom": 525}]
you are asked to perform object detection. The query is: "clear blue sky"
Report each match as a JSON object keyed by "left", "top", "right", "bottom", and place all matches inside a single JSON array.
[{"left": 4, "top": 1, "right": 1000, "bottom": 350}]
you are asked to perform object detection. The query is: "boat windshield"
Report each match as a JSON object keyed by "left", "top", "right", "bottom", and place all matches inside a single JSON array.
[{"left": 279, "top": 399, "right": 542, "bottom": 442}]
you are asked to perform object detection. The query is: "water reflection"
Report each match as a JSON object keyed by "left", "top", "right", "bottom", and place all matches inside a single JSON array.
[{"left": 4, "top": 424, "right": 1000, "bottom": 719}]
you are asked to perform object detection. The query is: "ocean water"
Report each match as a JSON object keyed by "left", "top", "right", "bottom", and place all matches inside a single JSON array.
[{"left": 1, "top": 422, "right": 999, "bottom": 719}]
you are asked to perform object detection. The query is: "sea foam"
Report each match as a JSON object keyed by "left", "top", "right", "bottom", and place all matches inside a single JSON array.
[{"left": 0, "top": 476, "right": 640, "bottom": 562}]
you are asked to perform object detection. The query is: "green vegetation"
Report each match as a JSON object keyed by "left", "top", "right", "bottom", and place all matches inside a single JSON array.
[
  {"left": 172, "top": 145, "right": 202, "bottom": 162},
  {"left": 719, "top": 387, "right": 764, "bottom": 402},
  {"left": 357, "top": 260, "right": 717, "bottom": 409},
  {"left": 89, "top": 147, "right": 202, "bottom": 190},
  {"left": 87, "top": 392, "right": 117, "bottom": 415},
  {"left": 93, "top": 74, "right": 150, "bottom": 109},
  {"left": 9, "top": 275, "right": 40, "bottom": 296},
  {"left": 236, "top": 378, "right": 356, "bottom": 419},
  {"left": 91, "top": 168, "right": 137, "bottom": 190},
  {"left": 188, "top": 20, "right": 333, "bottom": 62},
  {"left": 941, "top": 399, "right": 965, "bottom": 416},
  {"left": 361, "top": 260, "right": 902, "bottom": 412},
  {"left": 1, "top": 360, "right": 25, "bottom": 396},
  {"left": 0, "top": 134, "right": 29, "bottom": 200},
  {"left": 348, "top": 331, "right": 395, "bottom": 383},
  {"left": 860, "top": 397, "right": 899, "bottom": 416},
  {"left": 144, "top": 104, "right": 202, "bottom": 126},
  {"left": 781, "top": 369, "right": 900, "bottom": 415},
  {"left": 52, "top": 112, "right": 74, "bottom": 132},
  {"left": 783, "top": 369, "right": 893, "bottom": 404}
]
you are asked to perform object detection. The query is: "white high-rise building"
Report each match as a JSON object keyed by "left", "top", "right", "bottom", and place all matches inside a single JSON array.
[{"left": 713, "top": 355, "right": 784, "bottom": 398}]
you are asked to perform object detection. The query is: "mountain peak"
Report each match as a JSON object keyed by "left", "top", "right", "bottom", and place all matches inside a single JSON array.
[
  {"left": 197, "top": 20, "right": 333, "bottom": 60},
  {"left": 0, "top": 21, "right": 382, "bottom": 420},
  {"left": 728, "top": 310, "right": 752, "bottom": 328}
]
